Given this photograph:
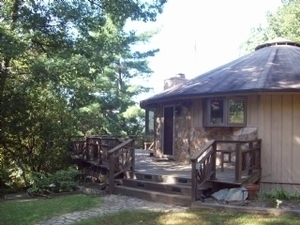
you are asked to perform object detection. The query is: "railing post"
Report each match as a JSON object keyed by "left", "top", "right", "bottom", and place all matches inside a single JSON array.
[
  {"left": 131, "top": 140, "right": 135, "bottom": 178},
  {"left": 86, "top": 138, "right": 90, "bottom": 161},
  {"left": 109, "top": 152, "right": 115, "bottom": 194},
  {"left": 211, "top": 141, "right": 217, "bottom": 180},
  {"left": 249, "top": 142, "right": 254, "bottom": 175},
  {"left": 257, "top": 140, "right": 262, "bottom": 170},
  {"left": 191, "top": 160, "right": 197, "bottom": 202},
  {"left": 235, "top": 143, "right": 242, "bottom": 183}
]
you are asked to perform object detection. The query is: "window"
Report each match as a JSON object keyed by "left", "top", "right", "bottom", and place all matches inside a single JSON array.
[
  {"left": 145, "top": 109, "right": 155, "bottom": 134},
  {"left": 210, "top": 99, "right": 224, "bottom": 124},
  {"left": 228, "top": 99, "right": 245, "bottom": 124},
  {"left": 203, "top": 97, "right": 246, "bottom": 127}
]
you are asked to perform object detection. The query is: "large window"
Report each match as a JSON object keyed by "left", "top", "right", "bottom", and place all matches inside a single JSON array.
[
  {"left": 203, "top": 97, "right": 246, "bottom": 127},
  {"left": 228, "top": 99, "right": 245, "bottom": 124},
  {"left": 145, "top": 109, "right": 155, "bottom": 134}
]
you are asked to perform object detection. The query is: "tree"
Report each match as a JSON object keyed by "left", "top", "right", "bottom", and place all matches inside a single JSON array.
[
  {"left": 240, "top": 0, "right": 300, "bottom": 54},
  {"left": 0, "top": 0, "right": 166, "bottom": 188}
]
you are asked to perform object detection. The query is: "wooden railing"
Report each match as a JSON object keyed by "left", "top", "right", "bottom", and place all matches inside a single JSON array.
[
  {"left": 108, "top": 139, "right": 135, "bottom": 194},
  {"left": 69, "top": 140, "right": 86, "bottom": 155},
  {"left": 190, "top": 140, "right": 216, "bottom": 202},
  {"left": 216, "top": 139, "right": 262, "bottom": 183},
  {"left": 85, "top": 137, "right": 122, "bottom": 164},
  {"left": 68, "top": 136, "right": 122, "bottom": 165},
  {"left": 190, "top": 139, "right": 261, "bottom": 202}
]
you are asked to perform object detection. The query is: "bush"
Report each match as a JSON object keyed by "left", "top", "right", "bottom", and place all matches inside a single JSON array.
[
  {"left": 258, "top": 188, "right": 300, "bottom": 201},
  {"left": 27, "top": 168, "right": 81, "bottom": 196}
]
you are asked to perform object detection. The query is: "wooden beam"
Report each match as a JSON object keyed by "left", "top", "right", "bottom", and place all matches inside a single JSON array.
[
  {"left": 191, "top": 161, "right": 197, "bottom": 202},
  {"left": 235, "top": 143, "right": 242, "bottom": 183}
]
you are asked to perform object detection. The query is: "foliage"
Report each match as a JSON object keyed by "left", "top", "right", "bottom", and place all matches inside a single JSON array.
[
  {"left": 74, "top": 209, "right": 300, "bottom": 225},
  {"left": 0, "top": 0, "right": 165, "bottom": 188},
  {"left": 0, "top": 194, "right": 101, "bottom": 225},
  {"left": 258, "top": 188, "right": 300, "bottom": 201},
  {"left": 27, "top": 168, "right": 81, "bottom": 195},
  {"left": 240, "top": 0, "right": 300, "bottom": 54}
]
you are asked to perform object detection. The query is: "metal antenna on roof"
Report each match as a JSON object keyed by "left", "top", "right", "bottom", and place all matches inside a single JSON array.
[{"left": 194, "top": 39, "right": 197, "bottom": 76}]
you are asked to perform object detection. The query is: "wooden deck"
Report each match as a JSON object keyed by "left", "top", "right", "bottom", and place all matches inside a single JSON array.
[
  {"left": 69, "top": 137, "right": 262, "bottom": 205},
  {"left": 135, "top": 149, "right": 260, "bottom": 185}
]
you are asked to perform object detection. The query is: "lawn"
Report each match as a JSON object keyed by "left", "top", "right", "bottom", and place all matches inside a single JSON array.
[
  {"left": 0, "top": 194, "right": 101, "bottom": 225},
  {"left": 74, "top": 209, "right": 300, "bottom": 225},
  {"left": 2, "top": 194, "right": 300, "bottom": 225}
]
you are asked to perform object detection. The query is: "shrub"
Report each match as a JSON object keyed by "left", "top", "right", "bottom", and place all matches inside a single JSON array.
[
  {"left": 27, "top": 168, "right": 81, "bottom": 196},
  {"left": 258, "top": 188, "right": 300, "bottom": 201}
]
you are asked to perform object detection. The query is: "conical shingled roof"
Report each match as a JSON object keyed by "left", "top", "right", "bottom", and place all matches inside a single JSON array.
[{"left": 140, "top": 39, "right": 300, "bottom": 108}]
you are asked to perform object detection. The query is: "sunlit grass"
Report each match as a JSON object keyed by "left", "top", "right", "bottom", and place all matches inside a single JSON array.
[
  {"left": 0, "top": 194, "right": 101, "bottom": 225},
  {"left": 74, "top": 209, "right": 300, "bottom": 225}
]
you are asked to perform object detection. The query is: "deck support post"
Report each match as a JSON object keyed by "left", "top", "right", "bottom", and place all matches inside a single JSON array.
[
  {"left": 131, "top": 141, "right": 135, "bottom": 178},
  {"left": 109, "top": 153, "right": 115, "bottom": 194},
  {"left": 211, "top": 141, "right": 217, "bottom": 180},
  {"left": 191, "top": 160, "right": 197, "bottom": 202},
  {"left": 249, "top": 142, "right": 254, "bottom": 175},
  {"left": 235, "top": 143, "right": 242, "bottom": 183}
]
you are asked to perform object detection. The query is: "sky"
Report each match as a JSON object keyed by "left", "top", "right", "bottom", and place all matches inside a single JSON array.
[{"left": 127, "top": 0, "right": 282, "bottom": 101}]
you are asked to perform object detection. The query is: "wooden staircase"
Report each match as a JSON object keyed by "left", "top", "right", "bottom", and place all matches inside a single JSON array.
[{"left": 113, "top": 172, "right": 211, "bottom": 206}]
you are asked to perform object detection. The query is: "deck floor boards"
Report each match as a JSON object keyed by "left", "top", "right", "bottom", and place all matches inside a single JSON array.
[{"left": 134, "top": 149, "right": 260, "bottom": 185}]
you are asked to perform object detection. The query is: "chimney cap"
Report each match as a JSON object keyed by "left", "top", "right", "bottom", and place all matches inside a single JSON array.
[{"left": 176, "top": 73, "right": 185, "bottom": 78}]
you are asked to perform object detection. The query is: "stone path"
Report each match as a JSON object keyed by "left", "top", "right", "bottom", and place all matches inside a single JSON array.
[{"left": 36, "top": 195, "right": 188, "bottom": 225}]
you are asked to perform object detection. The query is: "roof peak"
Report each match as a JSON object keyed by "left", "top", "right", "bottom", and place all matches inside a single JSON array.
[{"left": 255, "top": 38, "right": 300, "bottom": 51}]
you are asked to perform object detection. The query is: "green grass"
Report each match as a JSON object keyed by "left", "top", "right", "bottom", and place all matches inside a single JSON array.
[
  {"left": 74, "top": 210, "right": 300, "bottom": 225},
  {"left": 0, "top": 194, "right": 101, "bottom": 225}
]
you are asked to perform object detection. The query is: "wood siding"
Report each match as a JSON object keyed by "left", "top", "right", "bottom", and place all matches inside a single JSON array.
[
  {"left": 153, "top": 93, "right": 300, "bottom": 192},
  {"left": 188, "top": 94, "right": 300, "bottom": 192},
  {"left": 247, "top": 95, "right": 259, "bottom": 126},
  {"left": 256, "top": 94, "right": 300, "bottom": 191}
]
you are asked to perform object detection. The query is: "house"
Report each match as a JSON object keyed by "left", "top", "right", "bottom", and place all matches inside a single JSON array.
[{"left": 140, "top": 38, "right": 300, "bottom": 193}]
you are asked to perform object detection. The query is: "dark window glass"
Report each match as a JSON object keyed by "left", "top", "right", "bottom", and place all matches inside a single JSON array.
[{"left": 210, "top": 100, "right": 224, "bottom": 124}]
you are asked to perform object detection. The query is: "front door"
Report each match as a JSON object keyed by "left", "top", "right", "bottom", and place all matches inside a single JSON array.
[{"left": 163, "top": 106, "right": 174, "bottom": 156}]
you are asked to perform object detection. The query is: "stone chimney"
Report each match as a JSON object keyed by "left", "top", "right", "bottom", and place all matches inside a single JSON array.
[{"left": 164, "top": 73, "right": 187, "bottom": 90}]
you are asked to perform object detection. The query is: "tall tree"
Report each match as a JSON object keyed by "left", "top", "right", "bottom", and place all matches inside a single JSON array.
[
  {"left": 240, "top": 0, "right": 300, "bottom": 54},
  {"left": 0, "top": 0, "right": 166, "bottom": 187}
]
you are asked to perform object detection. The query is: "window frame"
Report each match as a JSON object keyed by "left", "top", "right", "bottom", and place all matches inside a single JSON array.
[{"left": 203, "top": 97, "right": 247, "bottom": 127}]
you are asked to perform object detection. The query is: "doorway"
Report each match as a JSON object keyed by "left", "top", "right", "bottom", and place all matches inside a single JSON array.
[{"left": 163, "top": 106, "right": 174, "bottom": 156}]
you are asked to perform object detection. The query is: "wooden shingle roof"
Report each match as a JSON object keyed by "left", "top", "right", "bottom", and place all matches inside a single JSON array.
[{"left": 141, "top": 39, "right": 300, "bottom": 108}]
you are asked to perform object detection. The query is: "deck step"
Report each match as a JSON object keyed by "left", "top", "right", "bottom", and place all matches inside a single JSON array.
[
  {"left": 122, "top": 178, "right": 198, "bottom": 196},
  {"left": 134, "top": 172, "right": 192, "bottom": 185},
  {"left": 113, "top": 185, "right": 191, "bottom": 206}
]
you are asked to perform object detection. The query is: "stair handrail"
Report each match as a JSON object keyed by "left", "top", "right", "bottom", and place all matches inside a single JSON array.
[
  {"left": 190, "top": 140, "right": 216, "bottom": 202},
  {"left": 108, "top": 139, "right": 135, "bottom": 194}
]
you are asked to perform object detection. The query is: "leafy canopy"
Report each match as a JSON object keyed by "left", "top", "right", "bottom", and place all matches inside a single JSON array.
[
  {"left": 240, "top": 0, "right": 300, "bottom": 54},
  {"left": 0, "top": 0, "right": 166, "bottom": 188}
]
